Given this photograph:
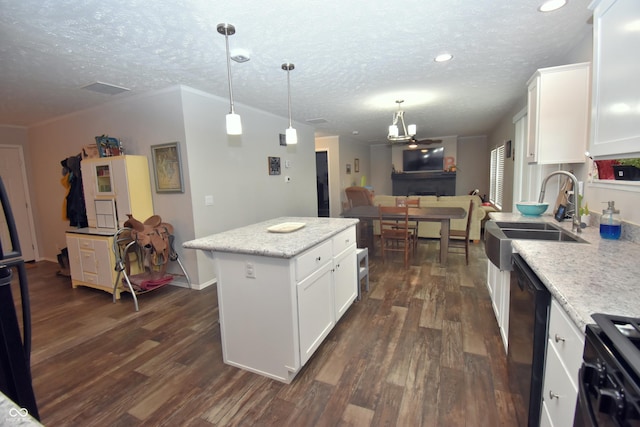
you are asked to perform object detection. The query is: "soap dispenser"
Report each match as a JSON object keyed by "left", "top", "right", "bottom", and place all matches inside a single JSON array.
[{"left": 600, "top": 201, "right": 622, "bottom": 240}]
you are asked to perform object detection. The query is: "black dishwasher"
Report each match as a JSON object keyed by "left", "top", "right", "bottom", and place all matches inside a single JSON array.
[{"left": 508, "top": 253, "right": 551, "bottom": 427}]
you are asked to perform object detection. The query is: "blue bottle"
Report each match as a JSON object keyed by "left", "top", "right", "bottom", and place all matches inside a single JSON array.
[{"left": 599, "top": 201, "right": 621, "bottom": 240}]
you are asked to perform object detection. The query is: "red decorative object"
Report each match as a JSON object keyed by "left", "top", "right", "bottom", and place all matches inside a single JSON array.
[{"left": 594, "top": 160, "right": 619, "bottom": 180}]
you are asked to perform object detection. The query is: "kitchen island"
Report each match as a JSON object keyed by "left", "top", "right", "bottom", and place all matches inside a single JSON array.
[{"left": 183, "top": 217, "right": 359, "bottom": 383}]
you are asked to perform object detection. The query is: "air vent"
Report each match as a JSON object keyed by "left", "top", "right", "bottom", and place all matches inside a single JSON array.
[
  {"left": 306, "top": 118, "right": 328, "bottom": 125},
  {"left": 81, "top": 82, "right": 130, "bottom": 95}
]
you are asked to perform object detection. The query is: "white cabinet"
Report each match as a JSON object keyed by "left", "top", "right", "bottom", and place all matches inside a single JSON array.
[
  {"left": 486, "top": 261, "right": 510, "bottom": 352},
  {"left": 66, "top": 233, "right": 118, "bottom": 296},
  {"left": 214, "top": 225, "right": 357, "bottom": 383},
  {"left": 589, "top": 0, "right": 640, "bottom": 158},
  {"left": 297, "top": 262, "right": 334, "bottom": 365},
  {"left": 81, "top": 155, "right": 154, "bottom": 229},
  {"left": 526, "top": 63, "right": 591, "bottom": 164},
  {"left": 332, "top": 227, "right": 357, "bottom": 321},
  {"left": 541, "top": 299, "right": 585, "bottom": 427}
]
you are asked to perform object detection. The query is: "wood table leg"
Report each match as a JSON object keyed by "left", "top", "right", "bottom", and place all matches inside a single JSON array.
[{"left": 439, "top": 219, "right": 450, "bottom": 264}]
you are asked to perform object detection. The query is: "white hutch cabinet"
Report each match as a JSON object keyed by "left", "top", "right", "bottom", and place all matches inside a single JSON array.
[{"left": 81, "top": 155, "right": 154, "bottom": 229}]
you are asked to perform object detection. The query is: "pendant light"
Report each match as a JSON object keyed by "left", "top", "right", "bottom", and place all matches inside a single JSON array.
[
  {"left": 217, "top": 23, "right": 242, "bottom": 135},
  {"left": 282, "top": 63, "right": 297, "bottom": 144}
]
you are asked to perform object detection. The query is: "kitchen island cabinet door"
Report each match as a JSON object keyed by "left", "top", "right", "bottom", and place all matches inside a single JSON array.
[
  {"left": 297, "top": 262, "right": 334, "bottom": 365},
  {"left": 333, "top": 247, "right": 357, "bottom": 321}
]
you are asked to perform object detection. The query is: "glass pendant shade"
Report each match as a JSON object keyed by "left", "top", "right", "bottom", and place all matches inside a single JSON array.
[
  {"left": 286, "top": 127, "right": 298, "bottom": 145},
  {"left": 408, "top": 124, "right": 417, "bottom": 136},
  {"left": 226, "top": 113, "right": 242, "bottom": 135},
  {"left": 388, "top": 125, "right": 399, "bottom": 138}
]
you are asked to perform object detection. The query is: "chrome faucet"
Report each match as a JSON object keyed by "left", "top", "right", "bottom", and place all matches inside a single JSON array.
[{"left": 538, "top": 170, "right": 582, "bottom": 233}]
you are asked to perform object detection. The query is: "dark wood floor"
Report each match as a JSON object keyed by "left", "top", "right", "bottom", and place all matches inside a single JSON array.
[{"left": 10, "top": 239, "right": 522, "bottom": 426}]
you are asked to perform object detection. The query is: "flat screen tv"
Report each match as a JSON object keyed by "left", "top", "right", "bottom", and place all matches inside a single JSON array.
[{"left": 402, "top": 147, "right": 444, "bottom": 172}]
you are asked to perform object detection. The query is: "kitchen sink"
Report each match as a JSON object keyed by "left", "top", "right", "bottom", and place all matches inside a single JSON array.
[
  {"left": 485, "top": 220, "right": 587, "bottom": 271},
  {"left": 500, "top": 229, "right": 584, "bottom": 242},
  {"left": 494, "top": 221, "right": 559, "bottom": 231}
]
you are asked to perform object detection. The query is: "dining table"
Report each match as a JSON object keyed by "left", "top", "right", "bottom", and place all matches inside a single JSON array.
[{"left": 342, "top": 205, "right": 467, "bottom": 265}]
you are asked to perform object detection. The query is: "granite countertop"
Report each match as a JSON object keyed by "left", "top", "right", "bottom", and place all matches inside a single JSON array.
[
  {"left": 489, "top": 212, "right": 640, "bottom": 331},
  {"left": 183, "top": 217, "right": 360, "bottom": 259}
]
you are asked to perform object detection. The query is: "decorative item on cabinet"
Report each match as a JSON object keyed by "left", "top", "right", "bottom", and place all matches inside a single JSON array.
[
  {"left": 526, "top": 62, "right": 590, "bottom": 164},
  {"left": 95, "top": 135, "right": 124, "bottom": 157}
]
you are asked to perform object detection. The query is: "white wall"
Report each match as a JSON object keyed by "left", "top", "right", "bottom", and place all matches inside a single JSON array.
[
  {"left": 370, "top": 144, "right": 393, "bottom": 196},
  {"left": 27, "top": 87, "right": 188, "bottom": 266},
  {"left": 457, "top": 135, "right": 489, "bottom": 197},
  {"left": 24, "top": 85, "right": 317, "bottom": 286},
  {"left": 182, "top": 87, "right": 317, "bottom": 283}
]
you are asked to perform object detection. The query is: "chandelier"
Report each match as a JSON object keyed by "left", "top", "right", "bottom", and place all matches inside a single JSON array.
[{"left": 387, "top": 100, "right": 416, "bottom": 143}]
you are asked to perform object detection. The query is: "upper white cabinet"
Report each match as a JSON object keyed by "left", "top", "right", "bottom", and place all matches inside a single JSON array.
[
  {"left": 526, "top": 63, "right": 591, "bottom": 164},
  {"left": 589, "top": 0, "right": 640, "bottom": 159},
  {"left": 81, "top": 155, "right": 154, "bottom": 228}
]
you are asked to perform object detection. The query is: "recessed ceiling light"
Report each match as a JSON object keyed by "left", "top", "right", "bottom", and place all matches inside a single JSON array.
[
  {"left": 434, "top": 53, "right": 453, "bottom": 63},
  {"left": 538, "top": 0, "right": 567, "bottom": 12}
]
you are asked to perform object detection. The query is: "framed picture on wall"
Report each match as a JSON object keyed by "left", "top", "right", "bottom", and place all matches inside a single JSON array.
[
  {"left": 151, "top": 142, "right": 184, "bottom": 193},
  {"left": 269, "top": 156, "right": 281, "bottom": 175},
  {"left": 354, "top": 158, "right": 360, "bottom": 172}
]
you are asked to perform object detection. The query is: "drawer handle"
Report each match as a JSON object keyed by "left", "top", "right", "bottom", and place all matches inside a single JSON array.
[
  {"left": 316, "top": 256, "right": 321, "bottom": 262},
  {"left": 554, "top": 334, "right": 565, "bottom": 343},
  {"left": 549, "top": 390, "right": 560, "bottom": 400}
]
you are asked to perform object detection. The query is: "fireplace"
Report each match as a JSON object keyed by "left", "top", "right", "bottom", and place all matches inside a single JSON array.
[{"left": 391, "top": 171, "right": 456, "bottom": 196}]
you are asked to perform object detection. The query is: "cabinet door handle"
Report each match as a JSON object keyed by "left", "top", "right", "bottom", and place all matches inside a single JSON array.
[
  {"left": 554, "top": 334, "right": 565, "bottom": 343},
  {"left": 549, "top": 390, "right": 560, "bottom": 400},
  {"left": 316, "top": 256, "right": 321, "bottom": 262}
]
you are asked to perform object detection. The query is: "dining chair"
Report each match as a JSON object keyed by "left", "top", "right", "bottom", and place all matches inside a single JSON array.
[
  {"left": 396, "top": 197, "right": 420, "bottom": 253},
  {"left": 378, "top": 205, "right": 414, "bottom": 268},
  {"left": 446, "top": 199, "right": 474, "bottom": 265}
]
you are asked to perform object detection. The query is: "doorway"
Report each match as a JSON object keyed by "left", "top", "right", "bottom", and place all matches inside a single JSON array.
[
  {"left": 0, "top": 145, "right": 38, "bottom": 261},
  {"left": 316, "top": 151, "right": 329, "bottom": 217}
]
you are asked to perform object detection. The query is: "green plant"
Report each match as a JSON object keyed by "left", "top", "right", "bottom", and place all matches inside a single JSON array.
[
  {"left": 617, "top": 157, "right": 640, "bottom": 168},
  {"left": 578, "top": 195, "right": 589, "bottom": 216}
]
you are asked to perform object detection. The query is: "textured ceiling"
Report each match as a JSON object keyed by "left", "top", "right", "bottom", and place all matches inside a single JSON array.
[{"left": 0, "top": 0, "right": 593, "bottom": 144}]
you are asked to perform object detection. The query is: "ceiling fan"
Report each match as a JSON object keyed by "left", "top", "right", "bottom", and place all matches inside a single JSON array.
[
  {"left": 403, "top": 137, "right": 443, "bottom": 148},
  {"left": 408, "top": 137, "right": 442, "bottom": 145}
]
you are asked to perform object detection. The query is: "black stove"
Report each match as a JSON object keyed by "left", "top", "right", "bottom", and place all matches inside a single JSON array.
[{"left": 575, "top": 313, "right": 640, "bottom": 426}]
